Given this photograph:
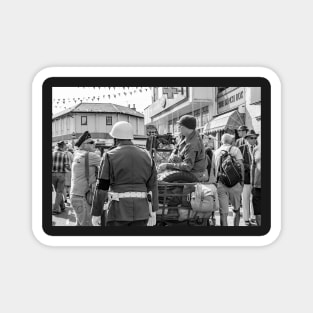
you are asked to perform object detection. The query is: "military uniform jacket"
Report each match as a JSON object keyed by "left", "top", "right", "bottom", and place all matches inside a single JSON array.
[
  {"left": 92, "top": 141, "right": 158, "bottom": 222},
  {"left": 167, "top": 130, "right": 207, "bottom": 174}
]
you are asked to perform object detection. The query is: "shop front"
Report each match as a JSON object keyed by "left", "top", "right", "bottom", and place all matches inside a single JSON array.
[{"left": 203, "top": 109, "right": 244, "bottom": 148}]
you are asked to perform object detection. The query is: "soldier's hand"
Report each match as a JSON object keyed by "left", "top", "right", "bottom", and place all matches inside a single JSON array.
[
  {"left": 147, "top": 212, "right": 156, "bottom": 226},
  {"left": 92, "top": 215, "right": 101, "bottom": 226}
]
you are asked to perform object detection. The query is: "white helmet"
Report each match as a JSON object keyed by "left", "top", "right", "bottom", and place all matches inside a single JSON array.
[{"left": 109, "top": 121, "right": 134, "bottom": 139}]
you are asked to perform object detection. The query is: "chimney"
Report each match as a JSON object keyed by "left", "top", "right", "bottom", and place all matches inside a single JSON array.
[
  {"left": 128, "top": 104, "right": 131, "bottom": 108},
  {"left": 132, "top": 104, "right": 136, "bottom": 111}
]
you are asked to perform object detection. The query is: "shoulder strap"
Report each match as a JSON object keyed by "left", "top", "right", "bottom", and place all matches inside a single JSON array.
[{"left": 85, "top": 152, "right": 90, "bottom": 186}]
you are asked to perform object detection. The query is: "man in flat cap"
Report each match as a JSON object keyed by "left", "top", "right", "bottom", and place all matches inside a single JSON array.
[
  {"left": 52, "top": 141, "right": 70, "bottom": 214},
  {"left": 235, "top": 125, "right": 249, "bottom": 147},
  {"left": 158, "top": 115, "right": 208, "bottom": 181},
  {"left": 70, "top": 131, "right": 101, "bottom": 226}
]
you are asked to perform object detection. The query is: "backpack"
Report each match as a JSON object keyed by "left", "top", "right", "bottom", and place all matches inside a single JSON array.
[{"left": 218, "top": 146, "right": 242, "bottom": 187}]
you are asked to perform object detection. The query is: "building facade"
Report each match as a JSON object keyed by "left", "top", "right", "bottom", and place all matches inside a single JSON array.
[
  {"left": 145, "top": 87, "right": 261, "bottom": 148},
  {"left": 145, "top": 87, "right": 216, "bottom": 135},
  {"left": 52, "top": 102, "right": 145, "bottom": 146}
]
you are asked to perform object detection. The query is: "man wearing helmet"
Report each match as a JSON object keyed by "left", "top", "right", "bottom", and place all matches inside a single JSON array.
[{"left": 91, "top": 121, "right": 159, "bottom": 226}]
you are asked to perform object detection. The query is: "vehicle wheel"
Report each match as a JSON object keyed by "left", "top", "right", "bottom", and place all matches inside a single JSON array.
[{"left": 158, "top": 170, "right": 198, "bottom": 183}]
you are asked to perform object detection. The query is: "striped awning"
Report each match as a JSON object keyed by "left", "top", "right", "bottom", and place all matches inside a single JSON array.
[{"left": 204, "top": 110, "right": 244, "bottom": 133}]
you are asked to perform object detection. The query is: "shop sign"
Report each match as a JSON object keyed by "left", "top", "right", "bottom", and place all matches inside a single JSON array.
[
  {"left": 150, "top": 87, "right": 188, "bottom": 117},
  {"left": 217, "top": 87, "right": 245, "bottom": 114}
]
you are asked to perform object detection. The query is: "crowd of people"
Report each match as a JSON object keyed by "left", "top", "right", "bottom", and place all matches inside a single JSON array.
[{"left": 52, "top": 114, "right": 261, "bottom": 227}]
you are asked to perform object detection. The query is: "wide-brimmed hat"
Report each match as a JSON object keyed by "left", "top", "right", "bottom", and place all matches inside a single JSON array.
[
  {"left": 56, "top": 140, "right": 65, "bottom": 147},
  {"left": 244, "top": 129, "right": 259, "bottom": 139},
  {"left": 238, "top": 125, "right": 249, "bottom": 131},
  {"left": 75, "top": 131, "right": 92, "bottom": 147}
]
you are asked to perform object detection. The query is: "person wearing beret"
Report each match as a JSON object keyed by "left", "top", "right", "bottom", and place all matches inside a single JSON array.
[
  {"left": 235, "top": 125, "right": 249, "bottom": 147},
  {"left": 70, "top": 131, "right": 101, "bottom": 226},
  {"left": 91, "top": 121, "right": 158, "bottom": 227},
  {"left": 158, "top": 115, "right": 208, "bottom": 182}
]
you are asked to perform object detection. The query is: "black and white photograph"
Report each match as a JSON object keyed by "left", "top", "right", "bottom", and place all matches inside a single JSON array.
[
  {"left": 50, "top": 84, "right": 264, "bottom": 230},
  {"left": 5, "top": 0, "right": 313, "bottom": 311}
]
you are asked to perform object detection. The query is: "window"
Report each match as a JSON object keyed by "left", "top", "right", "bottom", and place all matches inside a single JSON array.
[
  {"left": 201, "top": 106, "right": 209, "bottom": 125},
  {"left": 173, "top": 118, "right": 178, "bottom": 133},
  {"left": 81, "top": 116, "right": 87, "bottom": 125},
  {"left": 106, "top": 116, "right": 112, "bottom": 125},
  {"left": 194, "top": 110, "right": 200, "bottom": 128},
  {"left": 168, "top": 120, "right": 173, "bottom": 133},
  {"left": 202, "top": 107, "right": 208, "bottom": 114}
]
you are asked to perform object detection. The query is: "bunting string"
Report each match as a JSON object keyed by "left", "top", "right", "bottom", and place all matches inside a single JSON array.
[{"left": 52, "top": 87, "right": 153, "bottom": 112}]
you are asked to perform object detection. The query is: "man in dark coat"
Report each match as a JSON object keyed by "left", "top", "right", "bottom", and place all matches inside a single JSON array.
[
  {"left": 239, "top": 129, "right": 259, "bottom": 226},
  {"left": 91, "top": 121, "right": 158, "bottom": 226}
]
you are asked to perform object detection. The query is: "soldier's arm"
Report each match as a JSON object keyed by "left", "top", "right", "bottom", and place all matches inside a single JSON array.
[
  {"left": 91, "top": 154, "right": 110, "bottom": 216},
  {"left": 146, "top": 160, "right": 159, "bottom": 212}
]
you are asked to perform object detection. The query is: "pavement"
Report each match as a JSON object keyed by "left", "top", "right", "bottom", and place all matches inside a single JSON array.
[
  {"left": 53, "top": 199, "right": 254, "bottom": 227},
  {"left": 52, "top": 201, "right": 77, "bottom": 226}
]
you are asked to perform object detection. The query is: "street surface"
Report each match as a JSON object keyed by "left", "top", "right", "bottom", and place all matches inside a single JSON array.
[{"left": 52, "top": 200, "right": 248, "bottom": 227}]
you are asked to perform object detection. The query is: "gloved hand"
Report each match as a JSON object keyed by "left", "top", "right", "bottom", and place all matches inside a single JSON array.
[
  {"left": 147, "top": 212, "right": 156, "bottom": 226},
  {"left": 92, "top": 216, "right": 101, "bottom": 226}
]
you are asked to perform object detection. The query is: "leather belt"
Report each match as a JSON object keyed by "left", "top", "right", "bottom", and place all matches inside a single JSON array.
[{"left": 108, "top": 191, "right": 147, "bottom": 201}]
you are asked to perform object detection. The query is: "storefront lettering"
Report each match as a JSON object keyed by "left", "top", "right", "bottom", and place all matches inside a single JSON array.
[{"left": 218, "top": 90, "right": 244, "bottom": 109}]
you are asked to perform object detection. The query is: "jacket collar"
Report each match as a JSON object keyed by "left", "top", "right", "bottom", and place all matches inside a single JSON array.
[{"left": 117, "top": 140, "right": 133, "bottom": 146}]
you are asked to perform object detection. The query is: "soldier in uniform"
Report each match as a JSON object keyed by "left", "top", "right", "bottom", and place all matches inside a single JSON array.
[
  {"left": 70, "top": 131, "right": 101, "bottom": 226},
  {"left": 91, "top": 121, "right": 159, "bottom": 227}
]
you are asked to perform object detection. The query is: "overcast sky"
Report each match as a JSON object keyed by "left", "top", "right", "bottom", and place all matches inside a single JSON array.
[{"left": 52, "top": 87, "right": 153, "bottom": 115}]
